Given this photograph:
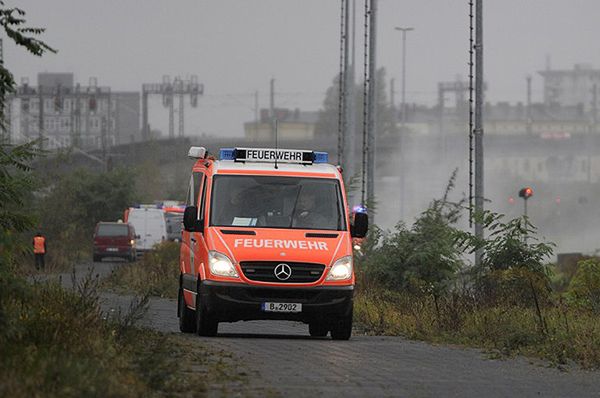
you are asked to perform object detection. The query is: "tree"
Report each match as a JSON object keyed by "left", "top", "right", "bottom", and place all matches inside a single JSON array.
[
  {"left": 0, "top": 1, "right": 55, "bottom": 266},
  {"left": 0, "top": 1, "right": 56, "bottom": 128},
  {"left": 314, "top": 67, "right": 395, "bottom": 141},
  {"left": 0, "top": 1, "right": 54, "bottom": 330}
]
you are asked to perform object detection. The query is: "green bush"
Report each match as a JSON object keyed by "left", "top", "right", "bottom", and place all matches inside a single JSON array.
[
  {"left": 567, "top": 259, "right": 600, "bottom": 313},
  {"left": 1, "top": 275, "right": 170, "bottom": 397},
  {"left": 104, "top": 241, "right": 180, "bottom": 298},
  {"left": 357, "top": 171, "right": 465, "bottom": 296}
]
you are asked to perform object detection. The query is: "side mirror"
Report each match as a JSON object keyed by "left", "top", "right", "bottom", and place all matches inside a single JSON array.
[
  {"left": 135, "top": 234, "right": 141, "bottom": 239},
  {"left": 183, "top": 206, "right": 203, "bottom": 232},
  {"left": 351, "top": 212, "right": 368, "bottom": 238}
]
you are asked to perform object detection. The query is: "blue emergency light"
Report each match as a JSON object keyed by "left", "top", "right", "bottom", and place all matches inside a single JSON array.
[
  {"left": 313, "top": 151, "right": 329, "bottom": 163},
  {"left": 219, "top": 148, "right": 236, "bottom": 160},
  {"left": 219, "top": 147, "right": 329, "bottom": 164},
  {"left": 353, "top": 205, "right": 368, "bottom": 214}
]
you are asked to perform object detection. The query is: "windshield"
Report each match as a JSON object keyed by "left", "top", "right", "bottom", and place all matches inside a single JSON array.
[
  {"left": 97, "top": 224, "right": 129, "bottom": 237},
  {"left": 210, "top": 175, "right": 346, "bottom": 231}
]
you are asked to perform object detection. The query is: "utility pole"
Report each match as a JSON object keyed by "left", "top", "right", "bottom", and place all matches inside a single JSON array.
[
  {"left": 390, "top": 78, "right": 395, "bottom": 134},
  {"left": 0, "top": 38, "right": 6, "bottom": 144},
  {"left": 474, "top": 0, "right": 484, "bottom": 266},
  {"left": 342, "top": 0, "right": 351, "bottom": 171},
  {"left": 101, "top": 115, "right": 107, "bottom": 165},
  {"left": 346, "top": 0, "right": 357, "bottom": 192},
  {"left": 395, "top": 26, "right": 414, "bottom": 220},
  {"left": 177, "top": 77, "right": 184, "bottom": 137},
  {"left": 141, "top": 89, "right": 148, "bottom": 140},
  {"left": 38, "top": 83, "right": 44, "bottom": 149},
  {"left": 589, "top": 84, "right": 597, "bottom": 183},
  {"left": 270, "top": 78, "right": 275, "bottom": 139},
  {"left": 166, "top": 77, "right": 174, "bottom": 139},
  {"left": 526, "top": 75, "right": 532, "bottom": 135},
  {"left": 394, "top": 27, "right": 414, "bottom": 134},
  {"left": 254, "top": 90, "right": 259, "bottom": 138},
  {"left": 72, "top": 83, "right": 80, "bottom": 147},
  {"left": 367, "top": 0, "right": 377, "bottom": 209}
]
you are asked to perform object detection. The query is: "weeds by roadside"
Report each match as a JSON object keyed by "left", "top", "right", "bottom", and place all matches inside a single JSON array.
[
  {"left": 0, "top": 270, "right": 253, "bottom": 397},
  {"left": 103, "top": 241, "right": 179, "bottom": 299},
  {"left": 354, "top": 284, "right": 600, "bottom": 369}
]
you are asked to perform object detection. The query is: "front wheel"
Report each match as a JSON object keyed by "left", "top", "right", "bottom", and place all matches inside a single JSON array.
[
  {"left": 330, "top": 309, "right": 353, "bottom": 341},
  {"left": 178, "top": 288, "right": 196, "bottom": 333},
  {"left": 195, "top": 291, "right": 218, "bottom": 337}
]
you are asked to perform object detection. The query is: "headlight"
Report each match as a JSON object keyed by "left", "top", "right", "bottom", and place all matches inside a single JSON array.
[
  {"left": 208, "top": 251, "right": 238, "bottom": 278},
  {"left": 130, "top": 239, "right": 135, "bottom": 245},
  {"left": 326, "top": 255, "right": 353, "bottom": 281}
]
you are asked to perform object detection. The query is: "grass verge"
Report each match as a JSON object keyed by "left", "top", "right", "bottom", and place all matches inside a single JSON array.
[
  {"left": 0, "top": 272, "right": 254, "bottom": 397},
  {"left": 103, "top": 241, "right": 179, "bottom": 299},
  {"left": 354, "top": 287, "right": 600, "bottom": 369}
]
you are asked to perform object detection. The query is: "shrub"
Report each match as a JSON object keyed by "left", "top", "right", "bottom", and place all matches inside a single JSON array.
[
  {"left": 567, "top": 259, "right": 600, "bottom": 313},
  {"left": 357, "top": 170, "right": 465, "bottom": 296},
  {"left": 104, "top": 241, "right": 180, "bottom": 298}
]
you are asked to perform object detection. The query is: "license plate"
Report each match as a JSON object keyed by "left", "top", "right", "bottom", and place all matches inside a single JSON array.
[
  {"left": 107, "top": 248, "right": 118, "bottom": 252},
  {"left": 261, "top": 302, "right": 302, "bottom": 313}
]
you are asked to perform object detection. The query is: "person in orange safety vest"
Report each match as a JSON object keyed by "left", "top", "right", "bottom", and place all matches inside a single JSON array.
[{"left": 33, "top": 232, "right": 46, "bottom": 270}]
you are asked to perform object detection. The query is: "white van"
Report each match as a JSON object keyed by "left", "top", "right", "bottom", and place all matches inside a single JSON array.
[{"left": 127, "top": 208, "right": 167, "bottom": 253}]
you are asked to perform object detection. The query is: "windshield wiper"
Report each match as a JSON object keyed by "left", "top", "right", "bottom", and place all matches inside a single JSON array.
[{"left": 288, "top": 185, "right": 303, "bottom": 228}]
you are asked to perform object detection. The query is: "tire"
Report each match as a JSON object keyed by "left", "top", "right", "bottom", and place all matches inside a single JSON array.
[
  {"left": 309, "top": 321, "right": 329, "bottom": 337},
  {"left": 178, "top": 287, "right": 196, "bottom": 333},
  {"left": 330, "top": 309, "right": 353, "bottom": 341},
  {"left": 93, "top": 255, "right": 101, "bottom": 262},
  {"left": 195, "top": 288, "right": 218, "bottom": 337}
]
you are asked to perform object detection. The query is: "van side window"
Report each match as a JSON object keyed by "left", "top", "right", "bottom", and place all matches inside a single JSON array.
[
  {"left": 185, "top": 175, "right": 193, "bottom": 206},
  {"left": 198, "top": 174, "right": 207, "bottom": 221},
  {"left": 186, "top": 172, "right": 203, "bottom": 207},
  {"left": 192, "top": 172, "right": 202, "bottom": 207}
]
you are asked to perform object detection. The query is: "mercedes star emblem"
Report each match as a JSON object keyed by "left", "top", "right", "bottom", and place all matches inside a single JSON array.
[{"left": 274, "top": 263, "right": 292, "bottom": 281}]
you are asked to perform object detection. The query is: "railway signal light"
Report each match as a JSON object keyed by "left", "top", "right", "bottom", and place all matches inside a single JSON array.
[
  {"left": 518, "top": 187, "right": 533, "bottom": 218},
  {"left": 518, "top": 187, "right": 533, "bottom": 200}
]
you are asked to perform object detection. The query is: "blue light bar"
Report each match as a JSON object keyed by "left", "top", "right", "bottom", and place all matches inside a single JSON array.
[
  {"left": 313, "top": 151, "right": 329, "bottom": 163},
  {"left": 219, "top": 147, "right": 329, "bottom": 164},
  {"left": 219, "top": 148, "right": 235, "bottom": 160},
  {"left": 353, "top": 205, "right": 368, "bottom": 214}
]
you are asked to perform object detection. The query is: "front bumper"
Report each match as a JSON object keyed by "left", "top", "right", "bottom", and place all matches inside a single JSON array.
[{"left": 198, "top": 280, "right": 353, "bottom": 323}]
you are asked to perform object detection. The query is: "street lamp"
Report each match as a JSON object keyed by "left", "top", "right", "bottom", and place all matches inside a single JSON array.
[
  {"left": 394, "top": 26, "right": 414, "bottom": 221},
  {"left": 394, "top": 27, "right": 414, "bottom": 132}
]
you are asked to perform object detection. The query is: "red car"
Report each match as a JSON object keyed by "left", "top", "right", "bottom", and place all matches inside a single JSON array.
[{"left": 93, "top": 222, "right": 137, "bottom": 262}]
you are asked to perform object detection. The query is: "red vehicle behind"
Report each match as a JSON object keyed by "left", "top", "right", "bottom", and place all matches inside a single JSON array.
[{"left": 93, "top": 222, "right": 137, "bottom": 262}]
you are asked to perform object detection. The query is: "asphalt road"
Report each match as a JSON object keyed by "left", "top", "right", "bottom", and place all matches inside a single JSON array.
[{"left": 65, "top": 261, "right": 600, "bottom": 397}]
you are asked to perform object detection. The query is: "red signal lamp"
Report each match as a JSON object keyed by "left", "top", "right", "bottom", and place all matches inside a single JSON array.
[{"left": 518, "top": 187, "right": 533, "bottom": 199}]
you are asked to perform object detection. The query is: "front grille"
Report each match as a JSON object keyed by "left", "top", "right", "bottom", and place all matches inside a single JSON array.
[
  {"left": 244, "top": 288, "right": 322, "bottom": 302},
  {"left": 240, "top": 261, "right": 325, "bottom": 283}
]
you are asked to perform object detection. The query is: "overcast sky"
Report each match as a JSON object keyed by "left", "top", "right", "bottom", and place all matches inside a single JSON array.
[{"left": 6, "top": 0, "right": 600, "bottom": 137}]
